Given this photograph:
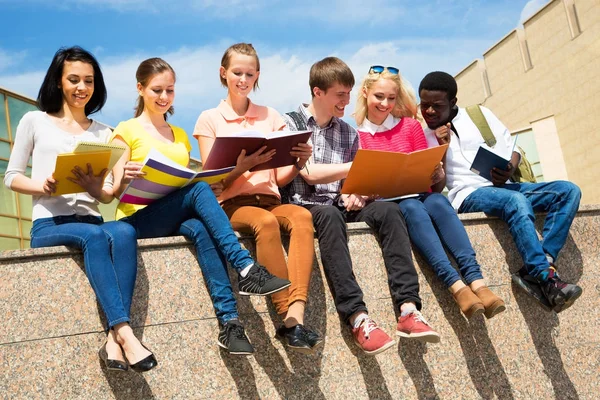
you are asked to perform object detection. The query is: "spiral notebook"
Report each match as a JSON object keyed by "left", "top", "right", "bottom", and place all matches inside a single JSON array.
[{"left": 73, "top": 141, "right": 126, "bottom": 171}]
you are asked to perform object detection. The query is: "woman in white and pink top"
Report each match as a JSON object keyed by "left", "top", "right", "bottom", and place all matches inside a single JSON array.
[{"left": 354, "top": 66, "right": 505, "bottom": 320}]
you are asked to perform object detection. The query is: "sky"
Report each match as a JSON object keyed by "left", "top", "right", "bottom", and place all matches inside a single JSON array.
[{"left": 0, "top": 0, "right": 549, "bottom": 159}]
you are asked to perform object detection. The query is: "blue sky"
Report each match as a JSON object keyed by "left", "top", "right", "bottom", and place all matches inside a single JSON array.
[{"left": 0, "top": 0, "right": 548, "bottom": 159}]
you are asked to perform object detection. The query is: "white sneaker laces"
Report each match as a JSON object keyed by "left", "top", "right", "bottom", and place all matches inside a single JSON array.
[
  {"left": 361, "top": 318, "right": 379, "bottom": 339},
  {"left": 411, "top": 310, "right": 430, "bottom": 326}
]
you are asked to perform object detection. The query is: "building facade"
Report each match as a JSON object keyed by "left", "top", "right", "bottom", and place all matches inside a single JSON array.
[{"left": 454, "top": 0, "right": 599, "bottom": 203}]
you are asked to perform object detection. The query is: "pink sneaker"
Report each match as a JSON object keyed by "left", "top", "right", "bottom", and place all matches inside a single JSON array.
[
  {"left": 351, "top": 317, "right": 395, "bottom": 355},
  {"left": 396, "top": 310, "right": 440, "bottom": 343}
]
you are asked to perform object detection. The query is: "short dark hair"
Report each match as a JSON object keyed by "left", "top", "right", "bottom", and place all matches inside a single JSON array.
[
  {"left": 418, "top": 71, "right": 457, "bottom": 101},
  {"left": 37, "top": 46, "right": 107, "bottom": 116},
  {"left": 309, "top": 57, "right": 355, "bottom": 98}
]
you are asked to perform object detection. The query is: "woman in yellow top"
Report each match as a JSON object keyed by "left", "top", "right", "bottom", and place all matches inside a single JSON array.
[
  {"left": 195, "top": 43, "right": 321, "bottom": 353},
  {"left": 110, "top": 57, "right": 290, "bottom": 355}
]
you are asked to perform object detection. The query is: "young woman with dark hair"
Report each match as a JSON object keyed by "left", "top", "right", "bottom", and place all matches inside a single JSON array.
[
  {"left": 4, "top": 46, "right": 157, "bottom": 373},
  {"left": 110, "top": 57, "right": 290, "bottom": 355}
]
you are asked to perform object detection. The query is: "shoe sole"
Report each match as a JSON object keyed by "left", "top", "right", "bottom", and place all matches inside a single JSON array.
[
  {"left": 464, "top": 304, "right": 486, "bottom": 319},
  {"left": 484, "top": 302, "right": 506, "bottom": 319},
  {"left": 552, "top": 286, "right": 583, "bottom": 313},
  {"left": 239, "top": 282, "right": 291, "bottom": 296},
  {"left": 354, "top": 338, "right": 396, "bottom": 355},
  {"left": 217, "top": 340, "right": 254, "bottom": 355},
  {"left": 275, "top": 334, "right": 321, "bottom": 354},
  {"left": 511, "top": 273, "right": 553, "bottom": 311},
  {"left": 396, "top": 331, "right": 441, "bottom": 344}
]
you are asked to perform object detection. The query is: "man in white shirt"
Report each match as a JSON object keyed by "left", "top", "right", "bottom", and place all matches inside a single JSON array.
[{"left": 418, "top": 71, "right": 582, "bottom": 313}]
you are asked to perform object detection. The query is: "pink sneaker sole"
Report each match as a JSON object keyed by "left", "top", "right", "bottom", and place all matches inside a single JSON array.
[
  {"left": 396, "top": 330, "right": 441, "bottom": 343},
  {"left": 354, "top": 338, "right": 396, "bottom": 355}
]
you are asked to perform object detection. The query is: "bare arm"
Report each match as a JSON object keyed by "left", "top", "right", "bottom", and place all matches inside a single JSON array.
[{"left": 298, "top": 161, "right": 352, "bottom": 185}]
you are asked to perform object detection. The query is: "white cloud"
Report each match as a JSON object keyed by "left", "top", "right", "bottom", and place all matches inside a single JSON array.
[
  {"left": 0, "top": 49, "right": 27, "bottom": 73},
  {"left": 0, "top": 38, "right": 490, "bottom": 157},
  {"left": 519, "top": 0, "right": 549, "bottom": 24}
]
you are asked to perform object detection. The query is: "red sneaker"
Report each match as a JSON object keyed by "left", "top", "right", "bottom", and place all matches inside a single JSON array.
[
  {"left": 351, "top": 317, "right": 395, "bottom": 355},
  {"left": 396, "top": 310, "right": 440, "bottom": 343}
]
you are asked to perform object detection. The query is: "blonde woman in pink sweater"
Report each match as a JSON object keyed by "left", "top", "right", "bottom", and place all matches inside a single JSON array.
[{"left": 354, "top": 66, "right": 505, "bottom": 320}]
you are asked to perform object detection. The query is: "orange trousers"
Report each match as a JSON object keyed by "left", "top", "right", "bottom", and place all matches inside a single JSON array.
[{"left": 221, "top": 194, "right": 314, "bottom": 315}]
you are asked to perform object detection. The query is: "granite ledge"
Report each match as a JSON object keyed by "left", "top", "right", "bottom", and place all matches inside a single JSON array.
[{"left": 2, "top": 204, "right": 598, "bottom": 262}]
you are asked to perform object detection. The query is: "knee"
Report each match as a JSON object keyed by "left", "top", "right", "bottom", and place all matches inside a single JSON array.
[
  {"left": 291, "top": 207, "right": 314, "bottom": 230},
  {"left": 85, "top": 225, "right": 108, "bottom": 243},
  {"left": 562, "top": 181, "right": 581, "bottom": 202},
  {"left": 113, "top": 222, "right": 137, "bottom": 241},
  {"left": 379, "top": 202, "right": 403, "bottom": 219},
  {"left": 504, "top": 192, "right": 532, "bottom": 217},
  {"left": 315, "top": 206, "right": 344, "bottom": 224},
  {"left": 399, "top": 199, "right": 425, "bottom": 216},
  {"left": 255, "top": 213, "right": 280, "bottom": 234}
]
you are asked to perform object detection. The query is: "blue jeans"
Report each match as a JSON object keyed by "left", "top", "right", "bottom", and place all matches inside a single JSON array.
[
  {"left": 30, "top": 215, "right": 138, "bottom": 329},
  {"left": 399, "top": 193, "right": 483, "bottom": 288},
  {"left": 177, "top": 218, "right": 238, "bottom": 323},
  {"left": 458, "top": 181, "right": 581, "bottom": 279},
  {"left": 120, "top": 181, "right": 254, "bottom": 324}
]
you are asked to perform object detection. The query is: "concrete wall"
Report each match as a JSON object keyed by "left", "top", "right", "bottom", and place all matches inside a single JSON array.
[
  {"left": 455, "top": 0, "right": 600, "bottom": 204},
  {"left": 1, "top": 207, "right": 599, "bottom": 399}
]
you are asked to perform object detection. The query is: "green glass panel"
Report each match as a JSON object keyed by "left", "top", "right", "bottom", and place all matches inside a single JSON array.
[
  {"left": 0, "top": 183, "right": 17, "bottom": 215},
  {"left": 0, "top": 216, "right": 19, "bottom": 236},
  {"left": 21, "top": 220, "right": 32, "bottom": 238},
  {"left": 7, "top": 96, "right": 37, "bottom": 140},
  {"left": 0, "top": 140, "right": 10, "bottom": 159},
  {"left": 18, "top": 193, "right": 33, "bottom": 218},
  {"left": 0, "top": 236, "right": 21, "bottom": 251},
  {"left": 0, "top": 93, "right": 7, "bottom": 140},
  {"left": 22, "top": 239, "right": 30, "bottom": 249}
]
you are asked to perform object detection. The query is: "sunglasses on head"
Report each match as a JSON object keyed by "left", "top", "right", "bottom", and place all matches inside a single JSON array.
[{"left": 369, "top": 65, "right": 399, "bottom": 75}]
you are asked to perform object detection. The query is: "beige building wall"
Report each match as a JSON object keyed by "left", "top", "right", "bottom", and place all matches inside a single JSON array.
[{"left": 455, "top": 0, "right": 600, "bottom": 204}]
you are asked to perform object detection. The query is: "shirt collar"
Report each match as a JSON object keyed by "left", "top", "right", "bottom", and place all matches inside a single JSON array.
[
  {"left": 359, "top": 114, "right": 399, "bottom": 135},
  {"left": 300, "top": 103, "right": 338, "bottom": 130},
  {"left": 217, "top": 99, "right": 259, "bottom": 122}
]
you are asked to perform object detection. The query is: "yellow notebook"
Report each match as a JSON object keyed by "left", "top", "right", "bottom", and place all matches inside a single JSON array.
[
  {"left": 52, "top": 150, "right": 111, "bottom": 196},
  {"left": 73, "top": 141, "right": 126, "bottom": 171}
]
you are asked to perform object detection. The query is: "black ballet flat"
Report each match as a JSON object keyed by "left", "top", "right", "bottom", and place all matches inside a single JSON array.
[
  {"left": 128, "top": 343, "right": 158, "bottom": 373},
  {"left": 99, "top": 341, "right": 128, "bottom": 372}
]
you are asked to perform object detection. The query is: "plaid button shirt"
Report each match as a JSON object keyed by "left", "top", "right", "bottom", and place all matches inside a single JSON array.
[{"left": 283, "top": 104, "right": 358, "bottom": 206}]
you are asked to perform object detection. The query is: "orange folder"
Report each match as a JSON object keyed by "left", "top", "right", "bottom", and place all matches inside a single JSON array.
[
  {"left": 52, "top": 150, "right": 111, "bottom": 196},
  {"left": 341, "top": 144, "right": 449, "bottom": 198}
]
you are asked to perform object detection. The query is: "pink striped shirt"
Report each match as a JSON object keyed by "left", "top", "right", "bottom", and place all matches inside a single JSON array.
[{"left": 357, "top": 117, "right": 428, "bottom": 153}]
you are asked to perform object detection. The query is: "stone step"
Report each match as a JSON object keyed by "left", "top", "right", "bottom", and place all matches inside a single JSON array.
[{"left": 1, "top": 207, "right": 598, "bottom": 399}]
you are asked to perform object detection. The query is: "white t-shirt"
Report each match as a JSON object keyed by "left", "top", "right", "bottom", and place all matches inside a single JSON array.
[
  {"left": 4, "top": 111, "right": 113, "bottom": 221},
  {"left": 423, "top": 106, "right": 518, "bottom": 210}
]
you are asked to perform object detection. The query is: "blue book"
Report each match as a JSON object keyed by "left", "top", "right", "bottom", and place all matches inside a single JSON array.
[{"left": 470, "top": 146, "right": 510, "bottom": 182}]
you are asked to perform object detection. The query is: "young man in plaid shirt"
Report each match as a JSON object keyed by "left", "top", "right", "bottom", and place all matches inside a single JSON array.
[{"left": 283, "top": 57, "right": 439, "bottom": 355}]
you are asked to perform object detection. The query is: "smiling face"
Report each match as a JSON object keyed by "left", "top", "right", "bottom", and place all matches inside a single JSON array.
[
  {"left": 221, "top": 52, "right": 259, "bottom": 98},
  {"left": 315, "top": 82, "right": 352, "bottom": 119},
  {"left": 364, "top": 77, "right": 398, "bottom": 125},
  {"left": 138, "top": 70, "right": 175, "bottom": 116},
  {"left": 419, "top": 89, "right": 456, "bottom": 129},
  {"left": 60, "top": 60, "right": 94, "bottom": 110}
]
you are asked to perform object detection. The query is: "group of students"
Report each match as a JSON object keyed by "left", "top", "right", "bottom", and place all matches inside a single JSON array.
[{"left": 4, "top": 43, "right": 583, "bottom": 372}]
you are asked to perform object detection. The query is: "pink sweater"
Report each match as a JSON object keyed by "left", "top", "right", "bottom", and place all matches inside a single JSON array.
[{"left": 358, "top": 117, "right": 428, "bottom": 153}]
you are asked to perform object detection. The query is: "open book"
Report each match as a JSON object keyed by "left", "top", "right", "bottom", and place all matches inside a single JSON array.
[
  {"left": 202, "top": 130, "right": 312, "bottom": 172},
  {"left": 341, "top": 144, "right": 448, "bottom": 198},
  {"left": 470, "top": 146, "right": 511, "bottom": 182},
  {"left": 120, "top": 148, "right": 234, "bottom": 205}
]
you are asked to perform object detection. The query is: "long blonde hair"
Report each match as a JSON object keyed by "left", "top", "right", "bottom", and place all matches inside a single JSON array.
[{"left": 354, "top": 69, "right": 417, "bottom": 126}]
